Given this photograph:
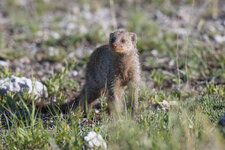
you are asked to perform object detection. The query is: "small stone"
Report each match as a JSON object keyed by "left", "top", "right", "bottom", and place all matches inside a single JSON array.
[
  {"left": 151, "top": 50, "right": 158, "bottom": 56},
  {"left": 71, "top": 70, "right": 78, "bottom": 76},
  {"left": 158, "top": 100, "right": 169, "bottom": 111},
  {"left": 79, "top": 25, "right": 88, "bottom": 34},
  {"left": 51, "top": 31, "right": 60, "bottom": 39},
  {"left": 172, "top": 28, "right": 188, "bottom": 36},
  {"left": 43, "top": 0, "right": 51, "bottom": 3},
  {"left": 83, "top": 131, "right": 107, "bottom": 150},
  {"left": 214, "top": 35, "right": 225, "bottom": 43},
  {"left": 48, "top": 47, "right": 58, "bottom": 56},
  {"left": 19, "top": 57, "right": 30, "bottom": 64},
  {"left": 169, "top": 60, "right": 175, "bottom": 67},
  {"left": 72, "top": 6, "right": 79, "bottom": 14},
  {"left": 0, "top": 60, "right": 9, "bottom": 67},
  {"left": 189, "top": 124, "right": 193, "bottom": 129},
  {"left": 15, "top": 0, "right": 27, "bottom": 6},
  {"left": 95, "top": 109, "right": 100, "bottom": 114},
  {"left": 154, "top": 100, "right": 178, "bottom": 111},
  {"left": 67, "top": 23, "right": 76, "bottom": 30}
]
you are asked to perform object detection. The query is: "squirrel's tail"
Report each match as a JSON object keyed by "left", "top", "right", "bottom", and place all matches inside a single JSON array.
[
  {"left": 35, "top": 94, "right": 82, "bottom": 113},
  {"left": 58, "top": 96, "right": 81, "bottom": 113}
]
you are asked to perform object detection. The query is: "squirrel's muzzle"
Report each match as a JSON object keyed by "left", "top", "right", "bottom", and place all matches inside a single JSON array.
[{"left": 112, "top": 44, "right": 117, "bottom": 49}]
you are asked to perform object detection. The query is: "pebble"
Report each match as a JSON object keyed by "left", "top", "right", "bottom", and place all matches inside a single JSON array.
[{"left": 83, "top": 131, "right": 107, "bottom": 150}]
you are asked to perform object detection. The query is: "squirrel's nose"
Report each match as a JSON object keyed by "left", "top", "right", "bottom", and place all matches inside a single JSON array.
[{"left": 112, "top": 44, "right": 117, "bottom": 49}]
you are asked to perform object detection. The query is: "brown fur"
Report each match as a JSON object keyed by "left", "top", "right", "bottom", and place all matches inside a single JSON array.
[{"left": 38, "top": 29, "right": 140, "bottom": 116}]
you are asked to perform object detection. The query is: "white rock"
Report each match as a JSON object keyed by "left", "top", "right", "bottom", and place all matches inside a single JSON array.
[
  {"left": 79, "top": 25, "right": 88, "bottom": 34},
  {"left": 151, "top": 49, "right": 158, "bottom": 56},
  {"left": 48, "top": 47, "right": 58, "bottom": 56},
  {"left": 158, "top": 100, "right": 169, "bottom": 111},
  {"left": 43, "top": 0, "right": 51, "bottom": 3},
  {"left": 95, "top": 109, "right": 100, "bottom": 114},
  {"left": 68, "top": 70, "right": 78, "bottom": 77},
  {"left": 15, "top": 0, "right": 27, "bottom": 6},
  {"left": 157, "top": 100, "right": 178, "bottom": 111},
  {"left": 84, "top": 131, "right": 107, "bottom": 150},
  {"left": 67, "top": 23, "right": 76, "bottom": 30},
  {"left": 169, "top": 60, "right": 175, "bottom": 67},
  {"left": 51, "top": 31, "right": 60, "bottom": 39},
  {"left": 214, "top": 35, "right": 225, "bottom": 43},
  {"left": 72, "top": 6, "right": 79, "bottom": 14},
  {"left": 172, "top": 28, "right": 188, "bottom": 36},
  {"left": 0, "top": 60, "right": 9, "bottom": 67},
  {"left": 0, "top": 75, "right": 48, "bottom": 99}
]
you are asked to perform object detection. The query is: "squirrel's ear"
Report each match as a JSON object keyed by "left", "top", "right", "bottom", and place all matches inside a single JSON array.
[{"left": 130, "top": 32, "right": 137, "bottom": 45}]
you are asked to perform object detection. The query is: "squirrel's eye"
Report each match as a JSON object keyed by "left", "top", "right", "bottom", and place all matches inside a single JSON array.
[
  {"left": 121, "top": 39, "right": 126, "bottom": 43},
  {"left": 111, "top": 37, "right": 116, "bottom": 43}
]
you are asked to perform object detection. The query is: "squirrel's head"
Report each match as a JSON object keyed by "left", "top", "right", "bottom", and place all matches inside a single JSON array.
[{"left": 109, "top": 29, "right": 137, "bottom": 54}]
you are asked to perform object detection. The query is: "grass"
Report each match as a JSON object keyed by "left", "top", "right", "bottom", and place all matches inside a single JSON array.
[
  {"left": 0, "top": 0, "right": 225, "bottom": 149},
  {"left": 0, "top": 66, "right": 224, "bottom": 149}
]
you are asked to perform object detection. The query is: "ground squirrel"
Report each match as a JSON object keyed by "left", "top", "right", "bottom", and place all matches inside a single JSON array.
[{"left": 38, "top": 29, "right": 140, "bottom": 116}]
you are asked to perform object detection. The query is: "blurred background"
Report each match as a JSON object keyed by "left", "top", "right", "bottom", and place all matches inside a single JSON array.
[
  {"left": 0, "top": 1, "right": 225, "bottom": 149},
  {"left": 0, "top": 0, "right": 224, "bottom": 93}
]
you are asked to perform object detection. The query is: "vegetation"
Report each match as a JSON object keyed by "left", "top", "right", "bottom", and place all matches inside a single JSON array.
[{"left": 0, "top": 0, "right": 224, "bottom": 149}]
